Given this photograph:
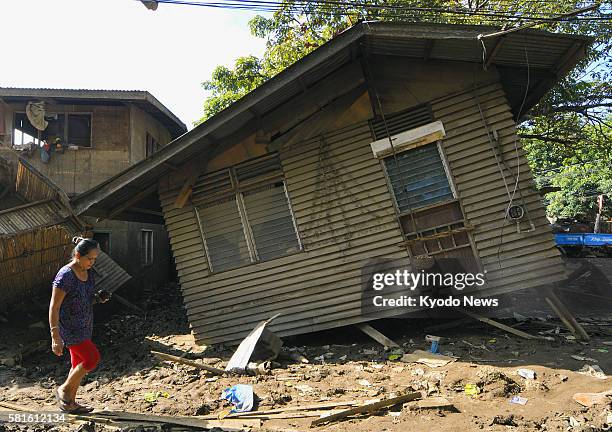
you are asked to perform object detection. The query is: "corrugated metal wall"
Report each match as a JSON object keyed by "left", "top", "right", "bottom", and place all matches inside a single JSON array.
[
  {"left": 159, "top": 122, "right": 410, "bottom": 345},
  {"left": 160, "top": 82, "right": 563, "bottom": 345},
  {"left": 431, "top": 83, "right": 565, "bottom": 294},
  {"left": 93, "top": 251, "right": 133, "bottom": 294}
]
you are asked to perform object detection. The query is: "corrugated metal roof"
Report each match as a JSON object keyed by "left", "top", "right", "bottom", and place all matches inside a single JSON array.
[
  {"left": 0, "top": 200, "right": 68, "bottom": 236},
  {"left": 71, "top": 21, "right": 591, "bottom": 219},
  {"left": 93, "top": 251, "right": 132, "bottom": 294},
  {"left": 0, "top": 87, "right": 187, "bottom": 138}
]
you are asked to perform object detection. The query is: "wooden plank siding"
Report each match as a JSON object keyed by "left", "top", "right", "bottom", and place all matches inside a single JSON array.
[
  {"left": 159, "top": 121, "right": 410, "bottom": 345},
  {"left": 431, "top": 83, "right": 565, "bottom": 296},
  {"left": 159, "top": 82, "right": 563, "bottom": 346}
]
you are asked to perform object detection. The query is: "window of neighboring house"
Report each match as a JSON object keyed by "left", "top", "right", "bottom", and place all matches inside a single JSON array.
[
  {"left": 93, "top": 232, "right": 111, "bottom": 254},
  {"left": 140, "top": 230, "right": 154, "bottom": 266},
  {"left": 145, "top": 132, "right": 159, "bottom": 157},
  {"left": 195, "top": 154, "right": 301, "bottom": 273},
  {"left": 67, "top": 114, "right": 92, "bottom": 147},
  {"left": 12, "top": 112, "right": 92, "bottom": 148}
]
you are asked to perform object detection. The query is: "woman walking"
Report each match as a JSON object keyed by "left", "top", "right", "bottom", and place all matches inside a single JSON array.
[{"left": 48, "top": 237, "right": 110, "bottom": 414}]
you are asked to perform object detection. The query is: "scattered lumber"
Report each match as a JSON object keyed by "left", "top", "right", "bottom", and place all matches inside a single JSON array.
[
  {"left": 150, "top": 350, "right": 225, "bottom": 375},
  {"left": 456, "top": 308, "right": 551, "bottom": 341},
  {"left": 96, "top": 411, "right": 261, "bottom": 429},
  {"left": 211, "top": 400, "right": 360, "bottom": 419},
  {"left": 310, "top": 391, "right": 422, "bottom": 426},
  {"left": 355, "top": 323, "right": 400, "bottom": 348}
]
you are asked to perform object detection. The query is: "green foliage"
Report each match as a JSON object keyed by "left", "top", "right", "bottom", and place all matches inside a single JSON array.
[
  {"left": 198, "top": 0, "right": 611, "bottom": 220},
  {"left": 200, "top": 56, "right": 268, "bottom": 121},
  {"left": 524, "top": 118, "right": 612, "bottom": 219}
]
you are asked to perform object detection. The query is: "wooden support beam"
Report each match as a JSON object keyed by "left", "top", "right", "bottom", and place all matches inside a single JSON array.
[
  {"left": 456, "top": 308, "right": 550, "bottom": 341},
  {"left": 484, "top": 36, "right": 506, "bottom": 69},
  {"left": 104, "top": 183, "right": 158, "bottom": 221},
  {"left": 267, "top": 84, "right": 368, "bottom": 152},
  {"left": 173, "top": 168, "right": 200, "bottom": 209},
  {"left": 544, "top": 288, "right": 589, "bottom": 341},
  {"left": 356, "top": 323, "right": 400, "bottom": 348},
  {"left": 261, "top": 60, "right": 365, "bottom": 136}
]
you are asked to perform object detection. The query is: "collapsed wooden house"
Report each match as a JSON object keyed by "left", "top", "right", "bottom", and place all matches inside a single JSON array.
[
  {"left": 71, "top": 22, "right": 591, "bottom": 345},
  {"left": 0, "top": 158, "right": 131, "bottom": 307}
]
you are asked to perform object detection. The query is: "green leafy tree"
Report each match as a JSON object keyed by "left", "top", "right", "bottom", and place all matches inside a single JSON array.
[{"left": 199, "top": 1, "right": 611, "bottom": 220}]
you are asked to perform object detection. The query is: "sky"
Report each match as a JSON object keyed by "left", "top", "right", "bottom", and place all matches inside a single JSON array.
[{"left": 1, "top": 0, "right": 268, "bottom": 128}]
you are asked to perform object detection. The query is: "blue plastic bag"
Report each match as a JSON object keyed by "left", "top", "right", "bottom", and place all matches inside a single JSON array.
[{"left": 221, "top": 384, "right": 254, "bottom": 413}]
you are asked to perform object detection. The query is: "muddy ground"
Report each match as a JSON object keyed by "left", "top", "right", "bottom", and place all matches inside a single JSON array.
[{"left": 1, "top": 282, "right": 611, "bottom": 432}]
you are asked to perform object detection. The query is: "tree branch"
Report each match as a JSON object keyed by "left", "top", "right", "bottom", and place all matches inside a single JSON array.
[
  {"left": 547, "top": 103, "right": 612, "bottom": 113},
  {"left": 518, "top": 134, "right": 576, "bottom": 145}
]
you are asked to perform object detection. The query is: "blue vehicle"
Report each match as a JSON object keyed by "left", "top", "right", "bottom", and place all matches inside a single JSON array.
[{"left": 555, "top": 233, "right": 612, "bottom": 257}]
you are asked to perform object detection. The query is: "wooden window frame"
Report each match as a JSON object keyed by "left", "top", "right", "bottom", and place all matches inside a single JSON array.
[
  {"left": 12, "top": 111, "right": 94, "bottom": 148},
  {"left": 194, "top": 156, "right": 302, "bottom": 274}
]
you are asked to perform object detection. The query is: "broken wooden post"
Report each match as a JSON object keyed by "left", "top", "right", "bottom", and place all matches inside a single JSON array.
[
  {"left": 355, "top": 323, "right": 400, "bottom": 348},
  {"left": 544, "top": 288, "right": 590, "bottom": 341}
]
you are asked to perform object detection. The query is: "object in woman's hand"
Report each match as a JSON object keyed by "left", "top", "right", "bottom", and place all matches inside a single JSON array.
[{"left": 96, "top": 289, "right": 111, "bottom": 303}]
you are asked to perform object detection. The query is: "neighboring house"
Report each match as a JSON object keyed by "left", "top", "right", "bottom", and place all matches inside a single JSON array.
[
  {"left": 0, "top": 159, "right": 130, "bottom": 307},
  {"left": 0, "top": 88, "right": 187, "bottom": 292},
  {"left": 72, "top": 22, "right": 591, "bottom": 345}
]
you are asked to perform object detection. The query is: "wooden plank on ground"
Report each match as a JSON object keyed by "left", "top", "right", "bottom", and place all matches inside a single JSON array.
[
  {"left": 356, "top": 323, "right": 400, "bottom": 348},
  {"left": 151, "top": 350, "right": 225, "bottom": 375},
  {"left": 311, "top": 392, "right": 422, "bottom": 426},
  {"left": 456, "top": 308, "right": 550, "bottom": 341}
]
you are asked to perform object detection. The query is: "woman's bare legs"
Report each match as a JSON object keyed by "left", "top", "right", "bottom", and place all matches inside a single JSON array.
[{"left": 57, "top": 363, "right": 88, "bottom": 408}]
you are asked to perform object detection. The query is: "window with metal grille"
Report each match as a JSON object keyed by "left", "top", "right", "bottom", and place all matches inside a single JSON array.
[
  {"left": 384, "top": 142, "right": 454, "bottom": 212},
  {"left": 195, "top": 154, "right": 301, "bottom": 273}
]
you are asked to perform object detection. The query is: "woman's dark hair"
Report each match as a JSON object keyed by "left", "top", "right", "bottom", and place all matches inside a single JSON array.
[{"left": 72, "top": 237, "right": 99, "bottom": 257}]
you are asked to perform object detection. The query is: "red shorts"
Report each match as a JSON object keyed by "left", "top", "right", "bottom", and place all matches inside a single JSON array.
[{"left": 67, "top": 339, "right": 100, "bottom": 371}]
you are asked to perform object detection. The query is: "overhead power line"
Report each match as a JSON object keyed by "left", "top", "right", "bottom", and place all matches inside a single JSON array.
[{"left": 146, "top": 0, "right": 610, "bottom": 22}]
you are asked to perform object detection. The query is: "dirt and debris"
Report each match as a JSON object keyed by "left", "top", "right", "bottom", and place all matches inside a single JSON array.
[{"left": 1, "top": 283, "right": 611, "bottom": 431}]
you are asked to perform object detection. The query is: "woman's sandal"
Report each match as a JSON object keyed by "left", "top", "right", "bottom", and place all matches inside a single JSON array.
[{"left": 55, "top": 388, "right": 94, "bottom": 414}]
